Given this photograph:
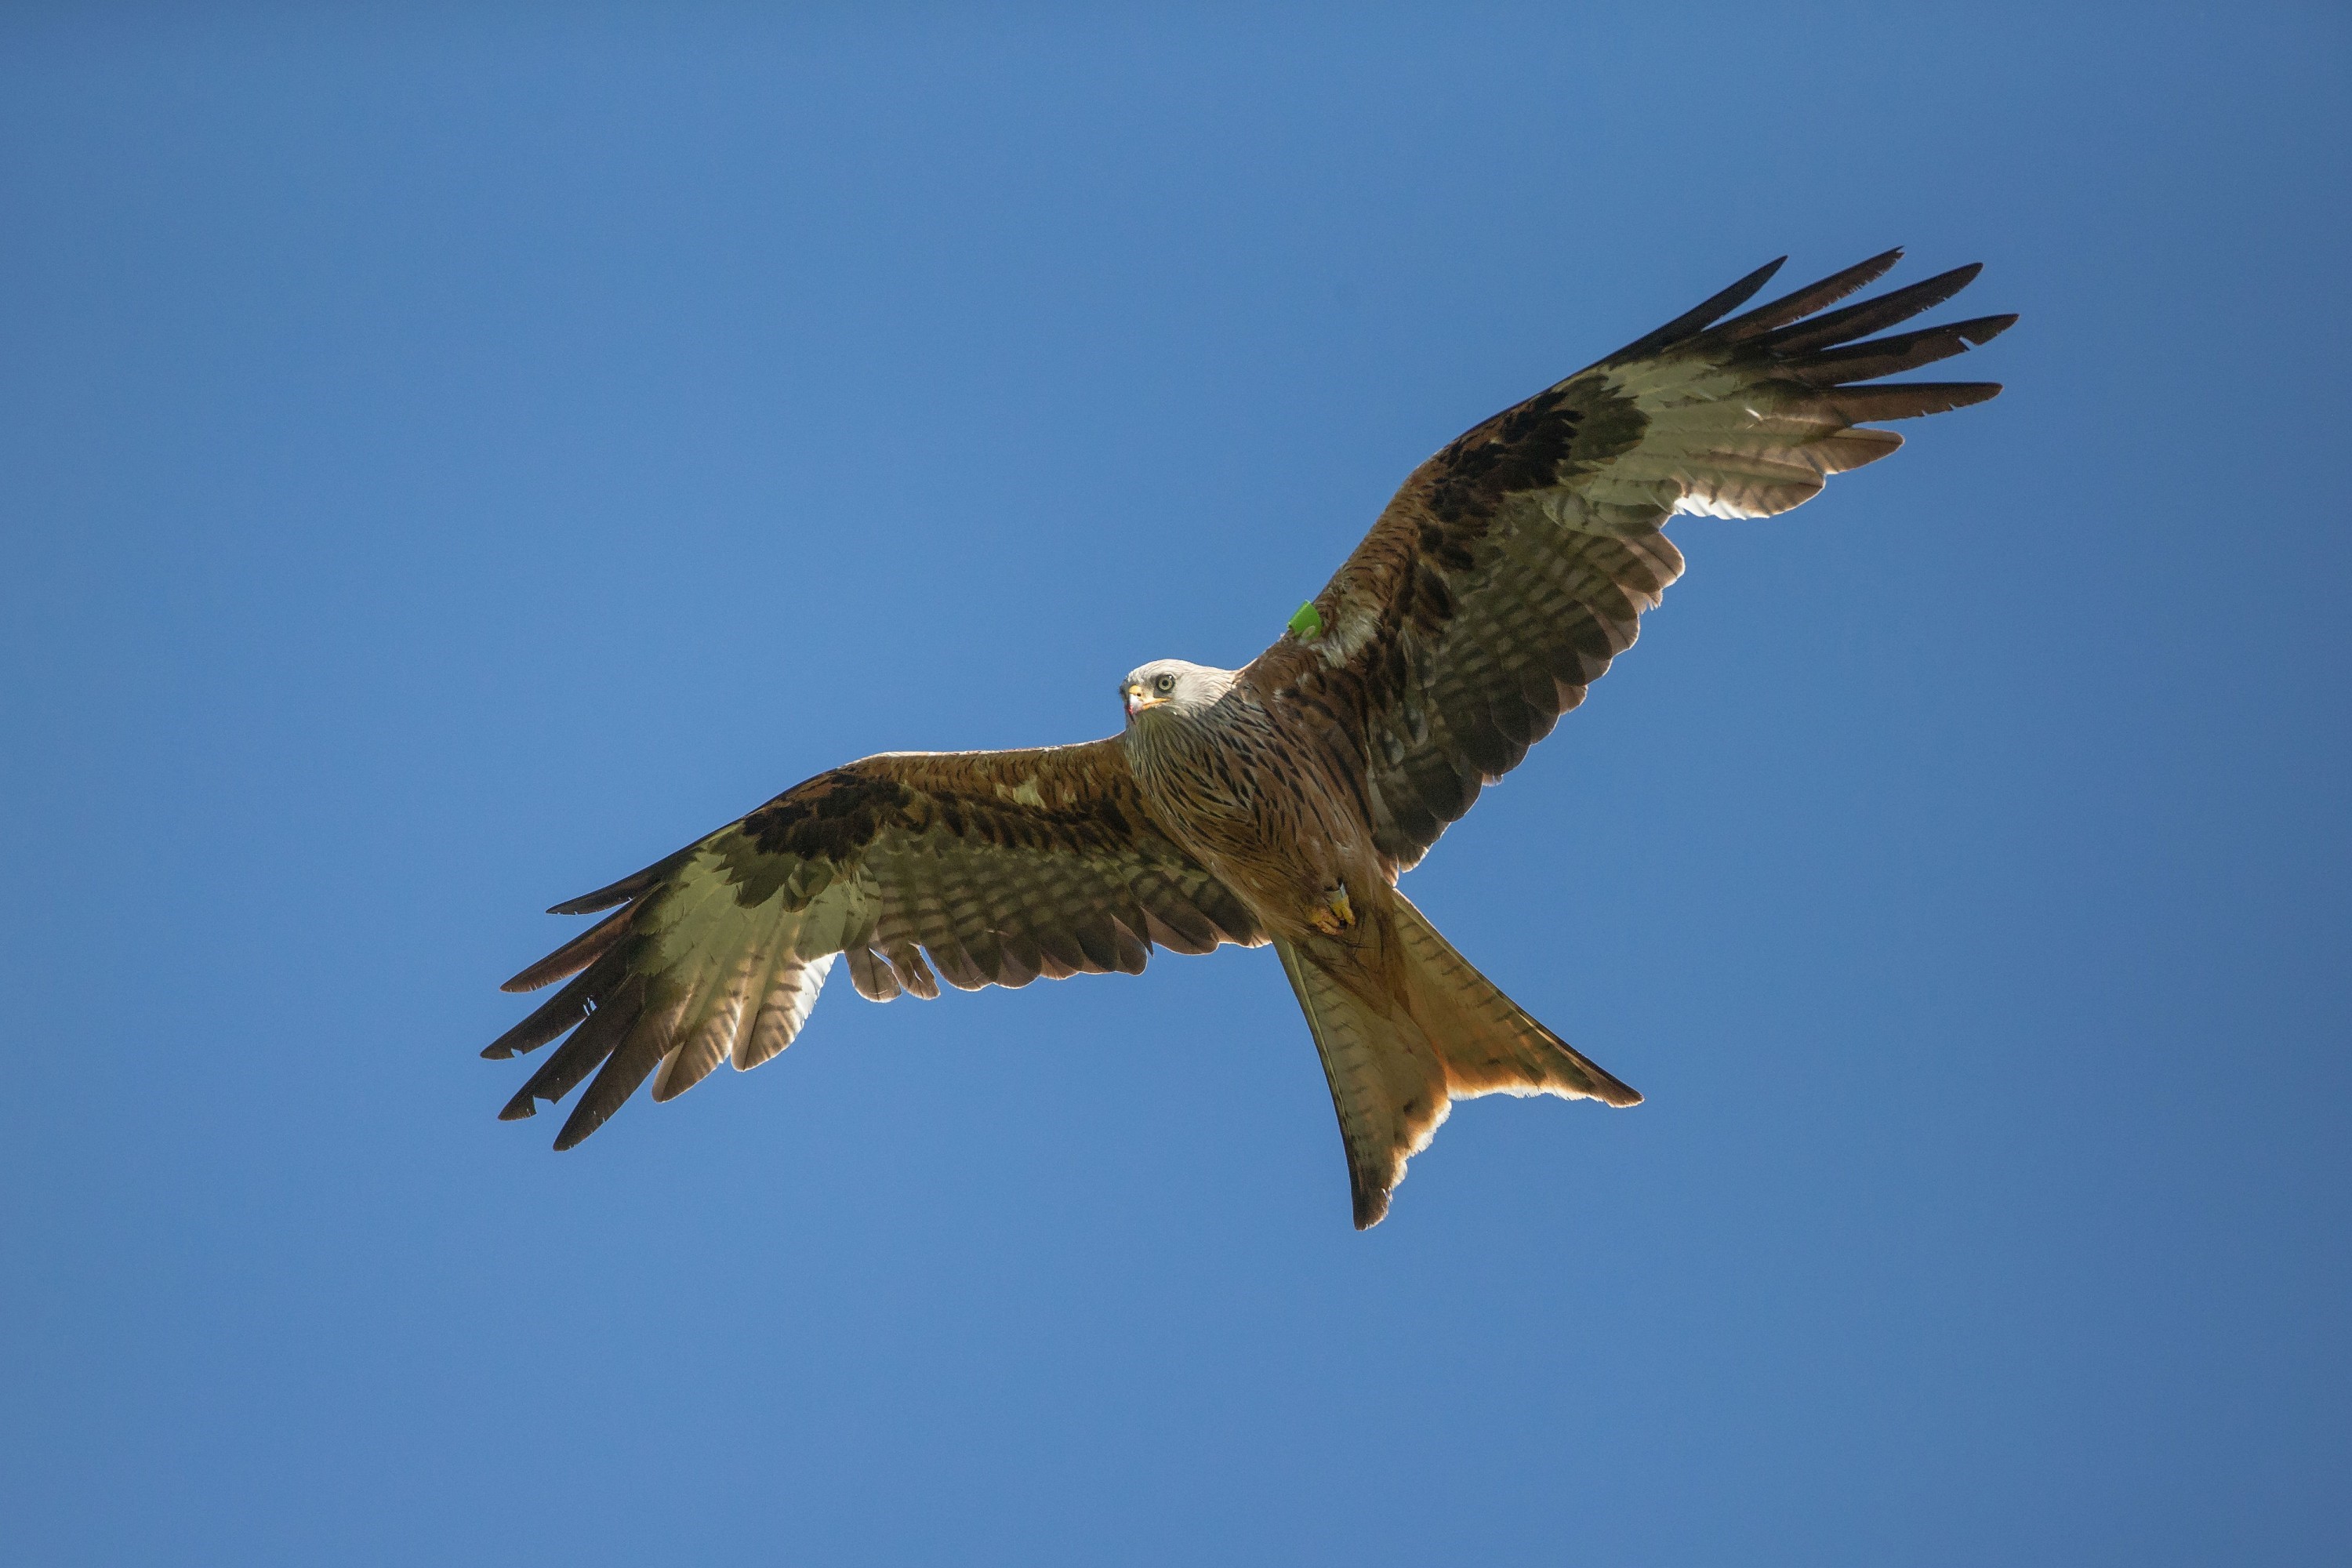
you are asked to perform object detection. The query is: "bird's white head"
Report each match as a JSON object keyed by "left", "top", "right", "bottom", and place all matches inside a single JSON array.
[{"left": 1120, "top": 659, "right": 1235, "bottom": 724}]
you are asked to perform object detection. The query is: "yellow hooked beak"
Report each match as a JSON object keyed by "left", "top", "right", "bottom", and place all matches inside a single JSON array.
[{"left": 1123, "top": 682, "right": 1166, "bottom": 718}]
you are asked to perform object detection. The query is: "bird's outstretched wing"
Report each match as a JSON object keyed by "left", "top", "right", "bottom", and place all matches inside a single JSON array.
[
  {"left": 1247, "top": 250, "right": 2013, "bottom": 872},
  {"left": 485, "top": 741, "right": 1263, "bottom": 1149}
]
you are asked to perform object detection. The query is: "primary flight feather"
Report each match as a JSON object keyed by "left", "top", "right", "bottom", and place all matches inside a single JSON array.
[{"left": 485, "top": 249, "right": 2012, "bottom": 1228}]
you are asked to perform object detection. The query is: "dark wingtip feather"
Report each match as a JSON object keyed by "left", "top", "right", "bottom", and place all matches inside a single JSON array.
[
  {"left": 1765, "top": 263, "right": 1987, "bottom": 355},
  {"left": 1964, "top": 312, "right": 2019, "bottom": 347},
  {"left": 547, "top": 893, "right": 622, "bottom": 916},
  {"left": 1791, "top": 312, "right": 2019, "bottom": 385},
  {"left": 552, "top": 1052, "right": 655, "bottom": 1150},
  {"left": 481, "top": 969, "right": 599, "bottom": 1058},
  {"left": 1715, "top": 248, "right": 1906, "bottom": 339},
  {"left": 1602, "top": 255, "right": 1788, "bottom": 364},
  {"left": 495, "top": 973, "right": 646, "bottom": 1131},
  {"left": 545, "top": 856, "right": 677, "bottom": 916},
  {"left": 1809, "top": 380, "right": 2004, "bottom": 422},
  {"left": 500, "top": 902, "right": 637, "bottom": 993}
]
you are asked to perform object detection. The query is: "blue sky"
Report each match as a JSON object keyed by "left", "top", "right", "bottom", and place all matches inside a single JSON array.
[{"left": 3, "top": 6, "right": 2346, "bottom": 1564}]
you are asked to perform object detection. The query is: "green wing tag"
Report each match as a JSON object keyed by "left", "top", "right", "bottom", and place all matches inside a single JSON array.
[{"left": 1287, "top": 601, "right": 1323, "bottom": 641}]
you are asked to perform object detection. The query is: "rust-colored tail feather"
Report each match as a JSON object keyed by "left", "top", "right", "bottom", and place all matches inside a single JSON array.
[
  {"left": 1389, "top": 895, "right": 1639, "bottom": 1109},
  {"left": 1276, "top": 894, "right": 1637, "bottom": 1229}
]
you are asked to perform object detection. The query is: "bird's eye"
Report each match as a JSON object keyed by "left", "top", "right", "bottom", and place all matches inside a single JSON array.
[{"left": 1154, "top": 673, "right": 1176, "bottom": 694}]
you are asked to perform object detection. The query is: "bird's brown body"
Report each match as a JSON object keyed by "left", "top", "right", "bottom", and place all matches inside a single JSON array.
[
  {"left": 1116, "top": 657, "right": 1644, "bottom": 1223},
  {"left": 1121, "top": 671, "right": 1372, "bottom": 944},
  {"left": 481, "top": 250, "right": 2012, "bottom": 1227}
]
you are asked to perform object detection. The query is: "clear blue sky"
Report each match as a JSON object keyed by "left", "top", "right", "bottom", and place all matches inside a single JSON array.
[{"left": 3, "top": 7, "right": 2345, "bottom": 1564}]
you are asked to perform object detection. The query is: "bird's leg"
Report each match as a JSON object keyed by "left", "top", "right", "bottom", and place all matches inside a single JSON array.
[{"left": 1307, "top": 882, "right": 1356, "bottom": 937}]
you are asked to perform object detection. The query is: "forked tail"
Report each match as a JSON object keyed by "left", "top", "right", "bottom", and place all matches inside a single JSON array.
[{"left": 1275, "top": 892, "right": 1639, "bottom": 1229}]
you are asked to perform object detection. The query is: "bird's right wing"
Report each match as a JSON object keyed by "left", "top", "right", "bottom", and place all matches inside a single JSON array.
[
  {"left": 484, "top": 739, "right": 1264, "bottom": 1149},
  {"left": 1247, "top": 251, "right": 2012, "bottom": 873}
]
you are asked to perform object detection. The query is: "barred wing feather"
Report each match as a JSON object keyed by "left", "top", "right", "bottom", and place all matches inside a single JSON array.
[
  {"left": 485, "top": 740, "right": 1263, "bottom": 1149},
  {"left": 1250, "top": 249, "right": 2012, "bottom": 872}
]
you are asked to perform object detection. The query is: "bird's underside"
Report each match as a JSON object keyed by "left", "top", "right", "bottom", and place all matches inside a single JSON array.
[{"left": 484, "top": 249, "right": 2011, "bottom": 1228}]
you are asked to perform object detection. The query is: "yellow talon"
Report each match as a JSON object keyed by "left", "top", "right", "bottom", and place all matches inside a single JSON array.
[{"left": 1309, "top": 885, "right": 1356, "bottom": 935}]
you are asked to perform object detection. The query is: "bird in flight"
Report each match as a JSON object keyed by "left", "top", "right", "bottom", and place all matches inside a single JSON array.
[{"left": 484, "top": 249, "right": 2011, "bottom": 1228}]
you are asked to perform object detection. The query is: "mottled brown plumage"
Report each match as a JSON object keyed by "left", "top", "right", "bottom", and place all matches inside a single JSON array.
[{"left": 485, "top": 251, "right": 2011, "bottom": 1226}]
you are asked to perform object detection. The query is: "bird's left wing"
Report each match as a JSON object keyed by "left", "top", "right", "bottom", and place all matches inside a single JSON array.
[
  {"left": 1246, "top": 250, "right": 2013, "bottom": 873},
  {"left": 485, "top": 740, "right": 1263, "bottom": 1149}
]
